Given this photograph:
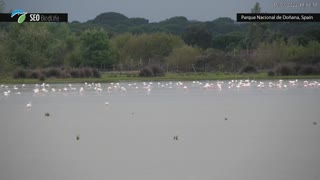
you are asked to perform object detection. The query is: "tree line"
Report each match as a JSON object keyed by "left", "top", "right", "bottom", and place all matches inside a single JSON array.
[{"left": 0, "top": 3, "right": 320, "bottom": 77}]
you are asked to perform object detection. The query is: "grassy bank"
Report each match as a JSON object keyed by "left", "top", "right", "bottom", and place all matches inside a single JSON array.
[{"left": 1, "top": 72, "right": 320, "bottom": 84}]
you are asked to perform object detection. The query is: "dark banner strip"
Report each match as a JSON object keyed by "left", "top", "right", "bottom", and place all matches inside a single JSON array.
[
  {"left": 0, "top": 13, "right": 68, "bottom": 22},
  {"left": 237, "top": 13, "right": 320, "bottom": 22}
]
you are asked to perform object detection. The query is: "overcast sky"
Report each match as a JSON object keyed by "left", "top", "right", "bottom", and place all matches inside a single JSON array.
[{"left": 4, "top": 0, "right": 320, "bottom": 22}]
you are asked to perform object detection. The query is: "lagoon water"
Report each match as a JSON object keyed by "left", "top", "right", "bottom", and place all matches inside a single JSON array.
[{"left": 0, "top": 80, "right": 320, "bottom": 180}]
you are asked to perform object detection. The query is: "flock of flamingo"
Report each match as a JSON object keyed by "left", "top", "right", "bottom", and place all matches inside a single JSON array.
[{"left": 0, "top": 79, "right": 319, "bottom": 108}]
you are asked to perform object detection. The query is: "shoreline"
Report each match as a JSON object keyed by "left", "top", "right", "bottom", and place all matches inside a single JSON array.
[{"left": 1, "top": 73, "right": 320, "bottom": 84}]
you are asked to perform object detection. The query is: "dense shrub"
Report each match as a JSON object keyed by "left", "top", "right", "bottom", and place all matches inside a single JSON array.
[
  {"left": 79, "top": 69, "right": 85, "bottom": 78},
  {"left": 46, "top": 68, "right": 63, "bottom": 78},
  {"left": 63, "top": 68, "right": 71, "bottom": 78},
  {"left": 150, "top": 65, "right": 165, "bottom": 76},
  {"left": 12, "top": 67, "right": 102, "bottom": 79},
  {"left": 13, "top": 68, "right": 28, "bottom": 79},
  {"left": 294, "top": 64, "right": 302, "bottom": 75},
  {"left": 268, "top": 70, "right": 275, "bottom": 76},
  {"left": 139, "top": 65, "right": 165, "bottom": 77},
  {"left": 62, "top": 72, "right": 71, "bottom": 78},
  {"left": 92, "top": 68, "right": 101, "bottom": 78},
  {"left": 298, "top": 65, "right": 319, "bottom": 75},
  {"left": 83, "top": 67, "right": 93, "bottom": 77},
  {"left": 139, "top": 67, "right": 153, "bottom": 77},
  {"left": 275, "top": 64, "right": 295, "bottom": 76},
  {"left": 40, "top": 69, "right": 46, "bottom": 76},
  {"left": 69, "top": 69, "right": 80, "bottom": 78},
  {"left": 29, "top": 70, "right": 41, "bottom": 79},
  {"left": 240, "top": 65, "right": 258, "bottom": 74}
]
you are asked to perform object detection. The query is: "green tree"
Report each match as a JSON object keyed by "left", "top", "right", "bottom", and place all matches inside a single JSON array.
[
  {"left": 7, "top": 23, "right": 76, "bottom": 68},
  {"left": 244, "top": 2, "right": 270, "bottom": 49},
  {"left": 303, "top": 29, "right": 320, "bottom": 43},
  {"left": 167, "top": 45, "right": 202, "bottom": 72},
  {"left": 182, "top": 25, "right": 212, "bottom": 49},
  {"left": 113, "top": 33, "right": 184, "bottom": 66},
  {"left": 111, "top": 33, "right": 135, "bottom": 66},
  {"left": 158, "top": 16, "right": 190, "bottom": 35},
  {"left": 80, "top": 29, "right": 117, "bottom": 68},
  {"left": 145, "top": 33, "right": 184, "bottom": 60},
  {"left": 212, "top": 32, "right": 245, "bottom": 50},
  {"left": 206, "top": 17, "right": 244, "bottom": 35},
  {"left": 252, "top": 2, "right": 261, "bottom": 13},
  {"left": 63, "top": 34, "right": 83, "bottom": 67},
  {"left": 0, "top": 30, "right": 13, "bottom": 74},
  {"left": 8, "top": 23, "right": 52, "bottom": 68},
  {"left": 46, "top": 23, "right": 73, "bottom": 66},
  {"left": 304, "top": 41, "right": 320, "bottom": 62},
  {"left": 195, "top": 48, "right": 242, "bottom": 72},
  {"left": 255, "top": 39, "right": 288, "bottom": 68},
  {"left": 89, "top": 12, "right": 128, "bottom": 25}
]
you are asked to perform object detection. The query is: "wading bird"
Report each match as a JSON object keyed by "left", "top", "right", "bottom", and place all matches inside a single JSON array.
[{"left": 26, "top": 102, "right": 32, "bottom": 108}]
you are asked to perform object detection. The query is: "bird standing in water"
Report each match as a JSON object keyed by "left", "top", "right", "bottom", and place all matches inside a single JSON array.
[{"left": 26, "top": 102, "right": 32, "bottom": 108}]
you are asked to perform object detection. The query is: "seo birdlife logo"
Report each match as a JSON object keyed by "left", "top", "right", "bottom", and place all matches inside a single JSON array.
[{"left": 11, "top": 9, "right": 27, "bottom": 23}]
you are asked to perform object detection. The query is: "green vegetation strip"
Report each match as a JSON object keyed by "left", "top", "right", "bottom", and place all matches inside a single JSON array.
[{"left": 1, "top": 73, "right": 320, "bottom": 84}]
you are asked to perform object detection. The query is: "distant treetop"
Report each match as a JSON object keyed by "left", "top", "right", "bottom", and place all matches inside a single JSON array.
[
  {"left": 89, "top": 12, "right": 128, "bottom": 24},
  {"left": 211, "top": 17, "right": 234, "bottom": 24}
]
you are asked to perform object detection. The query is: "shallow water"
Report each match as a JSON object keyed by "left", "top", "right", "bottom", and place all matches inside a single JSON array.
[{"left": 0, "top": 80, "right": 320, "bottom": 180}]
